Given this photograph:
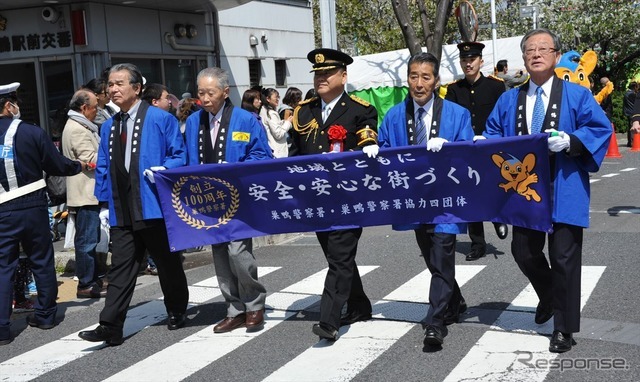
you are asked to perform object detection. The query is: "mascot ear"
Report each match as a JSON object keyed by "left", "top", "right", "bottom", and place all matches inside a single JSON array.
[{"left": 581, "top": 51, "right": 598, "bottom": 75}]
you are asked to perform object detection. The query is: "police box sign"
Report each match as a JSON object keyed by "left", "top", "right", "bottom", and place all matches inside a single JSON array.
[
  {"left": 0, "top": 31, "right": 72, "bottom": 53},
  {"left": 0, "top": 9, "right": 75, "bottom": 58}
]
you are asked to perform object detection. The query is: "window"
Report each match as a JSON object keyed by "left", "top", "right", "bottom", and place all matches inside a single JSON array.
[
  {"left": 249, "top": 59, "right": 262, "bottom": 88},
  {"left": 275, "top": 59, "right": 287, "bottom": 87}
]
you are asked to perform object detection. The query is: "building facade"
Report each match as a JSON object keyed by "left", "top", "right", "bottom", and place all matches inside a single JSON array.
[{"left": 0, "top": 0, "right": 314, "bottom": 136}]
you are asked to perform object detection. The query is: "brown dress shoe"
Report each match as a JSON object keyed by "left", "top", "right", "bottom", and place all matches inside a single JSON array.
[
  {"left": 245, "top": 310, "right": 265, "bottom": 332},
  {"left": 213, "top": 314, "right": 246, "bottom": 333}
]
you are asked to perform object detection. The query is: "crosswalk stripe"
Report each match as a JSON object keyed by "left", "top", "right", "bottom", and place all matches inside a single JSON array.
[
  {"left": 264, "top": 320, "right": 416, "bottom": 382},
  {"left": 383, "top": 265, "right": 484, "bottom": 304},
  {"left": 0, "top": 267, "right": 281, "bottom": 381},
  {"left": 264, "top": 265, "right": 486, "bottom": 381},
  {"left": 0, "top": 263, "right": 611, "bottom": 382},
  {"left": 374, "top": 265, "right": 485, "bottom": 322},
  {"left": 104, "top": 267, "right": 379, "bottom": 382},
  {"left": 445, "top": 265, "right": 606, "bottom": 381}
]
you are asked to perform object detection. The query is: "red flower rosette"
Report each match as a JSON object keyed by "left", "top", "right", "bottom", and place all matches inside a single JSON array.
[{"left": 327, "top": 124, "right": 347, "bottom": 152}]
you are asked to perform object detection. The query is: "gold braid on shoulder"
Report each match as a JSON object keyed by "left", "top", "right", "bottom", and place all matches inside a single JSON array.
[{"left": 292, "top": 105, "right": 319, "bottom": 136}]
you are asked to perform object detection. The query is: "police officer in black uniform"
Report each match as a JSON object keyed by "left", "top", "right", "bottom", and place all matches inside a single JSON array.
[
  {"left": 290, "top": 48, "right": 378, "bottom": 341},
  {"left": 0, "top": 82, "right": 85, "bottom": 345},
  {"left": 445, "top": 42, "right": 509, "bottom": 261}
]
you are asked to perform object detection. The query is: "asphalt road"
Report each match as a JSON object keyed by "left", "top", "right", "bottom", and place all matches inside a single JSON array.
[{"left": 2, "top": 144, "right": 638, "bottom": 382}]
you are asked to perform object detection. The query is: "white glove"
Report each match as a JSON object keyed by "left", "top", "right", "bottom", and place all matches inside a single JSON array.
[
  {"left": 143, "top": 166, "right": 166, "bottom": 184},
  {"left": 426, "top": 137, "right": 448, "bottom": 152},
  {"left": 99, "top": 208, "right": 109, "bottom": 226},
  {"left": 362, "top": 145, "right": 379, "bottom": 158},
  {"left": 473, "top": 135, "right": 487, "bottom": 142},
  {"left": 548, "top": 134, "right": 570, "bottom": 152},
  {"left": 545, "top": 129, "right": 570, "bottom": 152}
]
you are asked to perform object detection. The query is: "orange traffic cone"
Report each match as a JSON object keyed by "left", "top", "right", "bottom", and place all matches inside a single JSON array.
[
  {"left": 605, "top": 123, "right": 622, "bottom": 158},
  {"left": 631, "top": 131, "right": 640, "bottom": 152}
]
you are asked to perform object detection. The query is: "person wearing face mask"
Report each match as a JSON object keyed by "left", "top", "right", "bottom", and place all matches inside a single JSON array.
[{"left": 0, "top": 82, "right": 86, "bottom": 345}]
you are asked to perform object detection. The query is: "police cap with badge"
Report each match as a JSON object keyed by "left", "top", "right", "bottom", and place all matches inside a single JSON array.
[
  {"left": 0, "top": 82, "right": 20, "bottom": 101},
  {"left": 457, "top": 41, "right": 485, "bottom": 58},
  {"left": 307, "top": 48, "right": 353, "bottom": 72}
]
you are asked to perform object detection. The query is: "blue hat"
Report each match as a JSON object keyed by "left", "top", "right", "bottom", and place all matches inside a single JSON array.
[{"left": 0, "top": 82, "right": 19, "bottom": 97}]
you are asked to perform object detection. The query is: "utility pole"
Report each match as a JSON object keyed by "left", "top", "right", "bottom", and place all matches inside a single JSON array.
[{"left": 319, "top": 0, "right": 337, "bottom": 49}]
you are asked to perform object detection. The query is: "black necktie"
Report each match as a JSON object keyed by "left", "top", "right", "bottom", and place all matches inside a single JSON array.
[{"left": 120, "top": 112, "right": 129, "bottom": 146}]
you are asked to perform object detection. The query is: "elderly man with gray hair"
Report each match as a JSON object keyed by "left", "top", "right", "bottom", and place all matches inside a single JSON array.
[
  {"left": 62, "top": 89, "right": 106, "bottom": 299},
  {"left": 184, "top": 67, "right": 272, "bottom": 334}
]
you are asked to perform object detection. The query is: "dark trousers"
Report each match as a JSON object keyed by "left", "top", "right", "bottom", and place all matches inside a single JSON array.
[
  {"left": 0, "top": 206, "right": 58, "bottom": 339},
  {"left": 99, "top": 223, "right": 189, "bottom": 329},
  {"left": 468, "top": 222, "right": 505, "bottom": 251},
  {"left": 414, "top": 228, "right": 461, "bottom": 328},
  {"left": 316, "top": 228, "right": 371, "bottom": 330},
  {"left": 468, "top": 222, "right": 487, "bottom": 251},
  {"left": 511, "top": 224, "right": 583, "bottom": 333}
]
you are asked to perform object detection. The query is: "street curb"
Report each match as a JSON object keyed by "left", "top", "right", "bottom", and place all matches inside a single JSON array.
[{"left": 54, "top": 232, "right": 303, "bottom": 273}]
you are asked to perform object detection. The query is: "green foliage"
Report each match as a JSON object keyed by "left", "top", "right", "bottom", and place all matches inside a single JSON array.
[
  {"left": 536, "top": 0, "right": 640, "bottom": 83},
  {"left": 330, "top": 0, "right": 640, "bottom": 87},
  {"left": 610, "top": 90, "right": 628, "bottom": 133},
  {"left": 335, "top": 0, "right": 406, "bottom": 55}
]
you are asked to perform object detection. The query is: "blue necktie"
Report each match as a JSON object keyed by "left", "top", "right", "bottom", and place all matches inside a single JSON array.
[
  {"left": 415, "top": 107, "right": 426, "bottom": 145},
  {"left": 530, "top": 86, "right": 545, "bottom": 134}
]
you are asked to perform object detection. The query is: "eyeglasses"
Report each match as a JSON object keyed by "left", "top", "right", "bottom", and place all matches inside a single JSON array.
[{"left": 524, "top": 47, "right": 557, "bottom": 57}]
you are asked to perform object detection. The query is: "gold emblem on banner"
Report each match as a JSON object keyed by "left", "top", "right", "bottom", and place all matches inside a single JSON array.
[{"left": 171, "top": 176, "right": 239, "bottom": 230}]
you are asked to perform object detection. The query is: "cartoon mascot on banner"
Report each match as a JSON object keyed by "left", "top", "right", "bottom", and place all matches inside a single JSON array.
[{"left": 554, "top": 50, "right": 613, "bottom": 104}]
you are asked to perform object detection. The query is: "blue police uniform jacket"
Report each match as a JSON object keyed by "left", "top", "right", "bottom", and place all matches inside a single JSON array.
[
  {"left": 484, "top": 80, "right": 611, "bottom": 228},
  {"left": 94, "top": 104, "right": 186, "bottom": 226},
  {"left": 378, "top": 96, "right": 474, "bottom": 234},
  {"left": 0, "top": 117, "right": 80, "bottom": 212},
  {"left": 184, "top": 105, "right": 272, "bottom": 166}
]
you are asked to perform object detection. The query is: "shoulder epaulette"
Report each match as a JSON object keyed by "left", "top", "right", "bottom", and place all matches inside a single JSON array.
[
  {"left": 349, "top": 94, "right": 370, "bottom": 107},
  {"left": 513, "top": 77, "right": 530, "bottom": 88},
  {"left": 298, "top": 97, "right": 317, "bottom": 106},
  {"left": 488, "top": 74, "right": 504, "bottom": 82}
]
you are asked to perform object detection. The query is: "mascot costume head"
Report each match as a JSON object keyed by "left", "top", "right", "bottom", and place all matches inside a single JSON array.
[{"left": 554, "top": 50, "right": 613, "bottom": 104}]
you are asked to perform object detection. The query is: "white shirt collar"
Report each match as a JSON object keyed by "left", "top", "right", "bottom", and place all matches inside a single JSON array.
[
  {"left": 124, "top": 99, "right": 141, "bottom": 121},
  {"left": 413, "top": 96, "right": 434, "bottom": 116},
  {"left": 321, "top": 93, "right": 343, "bottom": 112},
  {"left": 209, "top": 107, "right": 223, "bottom": 125},
  {"left": 528, "top": 76, "right": 554, "bottom": 97}
]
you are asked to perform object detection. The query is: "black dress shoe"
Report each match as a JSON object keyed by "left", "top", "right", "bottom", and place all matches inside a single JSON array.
[
  {"left": 0, "top": 337, "right": 12, "bottom": 346},
  {"left": 444, "top": 299, "right": 468, "bottom": 325},
  {"left": 312, "top": 323, "right": 338, "bottom": 341},
  {"left": 78, "top": 325, "right": 124, "bottom": 346},
  {"left": 465, "top": 248, "right": 486, "bottom": 261},
  {"left": 549, "top": 330, "right": 576, "bottom": 353},
  {"left": 494, "top": 223, "right": 509, "bottom": 240},
  {"left": 423, "top": 325, "right": 448, "bottom": 346},
  {"left": 168, "top": 313, "right": 186, "bottom": 330},
  {"left": 340, "top": 311, "right": 372, "bottom": 326},
  {"left": 26, "top": 315, "right": 55, "bottom": 330},
  {"left": 535, "top": 302, "right": 554, "bottom": 324}
]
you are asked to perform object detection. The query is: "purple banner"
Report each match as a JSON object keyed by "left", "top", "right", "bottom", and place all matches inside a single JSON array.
[{"left": 155, "top": 134, "right": 552, "bottom": 251}]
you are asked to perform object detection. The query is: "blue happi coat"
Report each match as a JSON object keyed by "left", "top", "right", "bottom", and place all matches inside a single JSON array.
[
  {"left": 378, "top": 96, "right": 474, "bottom": 234},
  {"left": 184, "top": 105, "right": 272, "bottom": 166},
  {"left": 484, "top": 80, "right": 611, "bottom": 228},
  {"left": 95, "top": 104, "right": 186, "bottom": 226}
]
